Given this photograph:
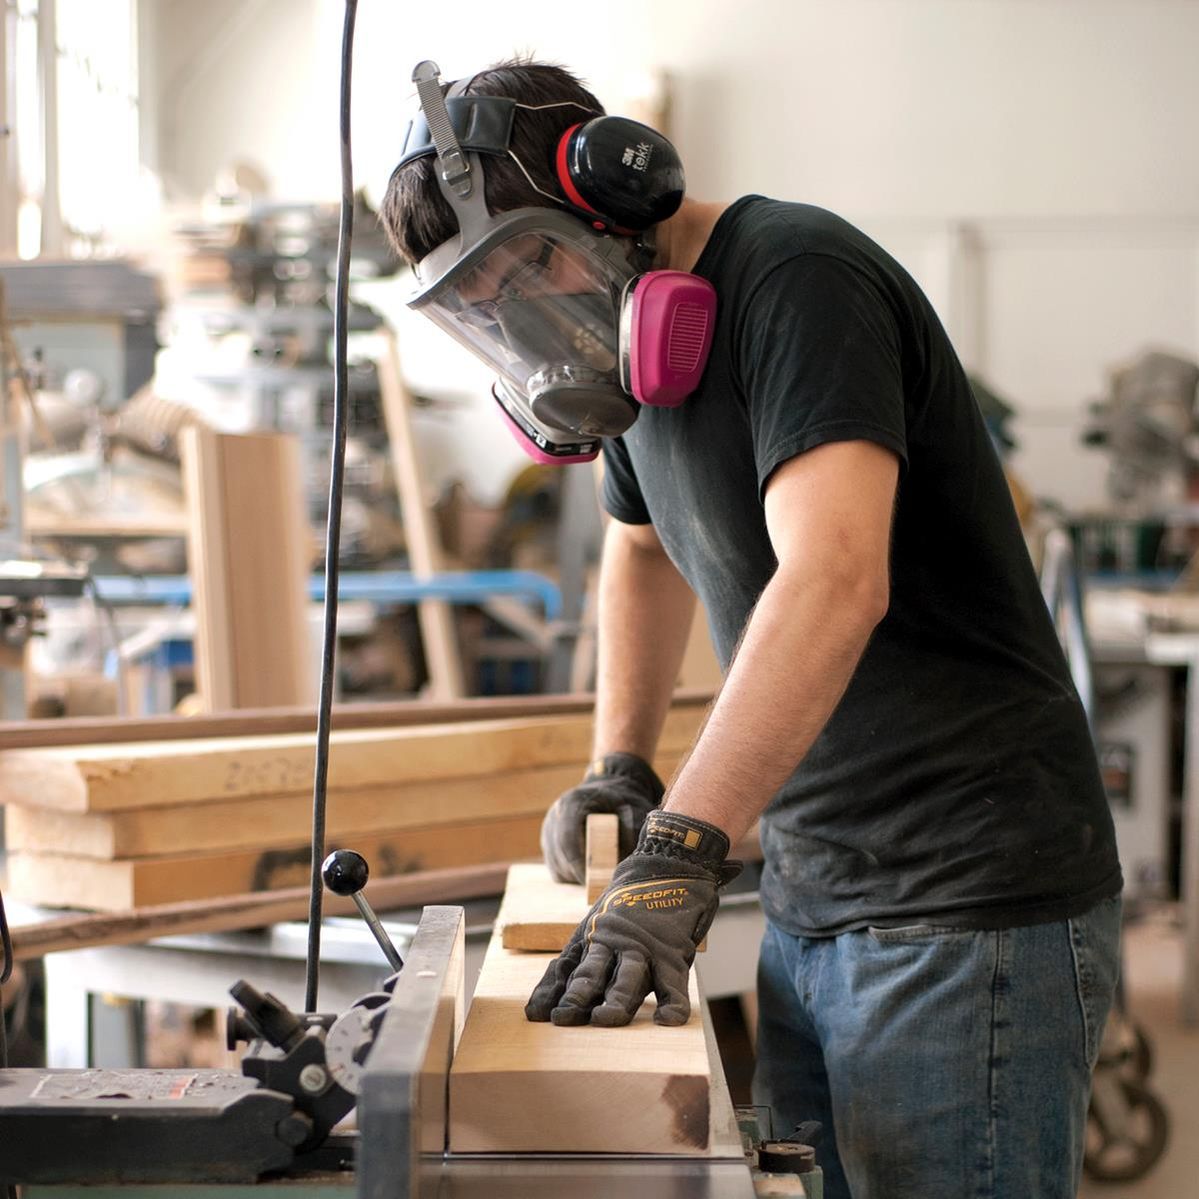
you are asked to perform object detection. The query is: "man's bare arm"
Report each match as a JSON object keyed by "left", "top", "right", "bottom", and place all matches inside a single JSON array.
[
  {"left": 592, "top": 518, "right": 697, "bottom": 762},
  {"left": 663, "top": 440, "right": 899, "bottom": 844}
]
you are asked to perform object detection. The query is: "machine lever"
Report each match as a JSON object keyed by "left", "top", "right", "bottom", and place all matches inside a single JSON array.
[{"left": 322, "top": 850, "right": 404, "bottom": 972}]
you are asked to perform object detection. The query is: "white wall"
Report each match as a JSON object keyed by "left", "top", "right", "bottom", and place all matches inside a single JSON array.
[
  {"left": 148, "top": 0, "right": 1199, "bottom": 509},
  {"left": 153, "top": 0, "right": 336, "bottom": 201}
]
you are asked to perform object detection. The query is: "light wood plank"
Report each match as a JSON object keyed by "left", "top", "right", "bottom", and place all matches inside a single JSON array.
[
  {"left": 3, "top": 763, "right": 584, "bottom": 859},
  {"left": 496, "top": 853, "right": 711, "bottom": 955},
  {"left": 449, "top": 932, "right": 710, "bottom": 1154},
  {"left": 5, "top": 812, "right": 542, "bottom": 911},
  {"left": 0, "top": 689, "right": 713, "bottom": 750},
  {"left": 9, "top": 861, "right": 508, "bottom": 961},
  {"left": 181, "top": 427, "right": 315, "bottom": 711},
  {"left": 497, "top": 862, "right": 589, "bottom": 952},
  {"left": 377, "top": 330, "right": 465, "bottom": 700},
  {"left": 0, "top": 709, "right": 701, "bottom": 814},
  {"left": 584, "top": 812, "right": 619, "bottom": 904}
]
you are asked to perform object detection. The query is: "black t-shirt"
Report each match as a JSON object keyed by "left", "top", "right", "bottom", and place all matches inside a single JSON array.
[{"left": 602, "top": 196, "right": 1122, "bottom": 936}]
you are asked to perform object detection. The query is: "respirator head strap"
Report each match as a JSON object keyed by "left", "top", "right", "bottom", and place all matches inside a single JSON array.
[
  {"left": 406, "top": 62, "right": 509, "bottom": 240},
  {"left": 411, "top": 60, "right": 476, "bottom": 197},
  {"left": 398, "top": 89, "right": 516, "bottom": 174}
]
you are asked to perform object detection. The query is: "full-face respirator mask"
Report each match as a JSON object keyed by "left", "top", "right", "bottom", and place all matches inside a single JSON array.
[{"left": 394, "top": 61, "right": 717, "bottom": 463}]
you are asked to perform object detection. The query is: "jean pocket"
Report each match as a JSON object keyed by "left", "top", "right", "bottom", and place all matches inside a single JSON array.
[
  {"left": 1067, "top": 895, "right": 1122, "bottom": 1069},
  {"left": 866, "top": 923, "right": 974, "bottom": 944}
]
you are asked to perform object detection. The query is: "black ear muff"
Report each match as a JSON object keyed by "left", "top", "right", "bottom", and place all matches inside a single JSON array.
[{"left": 554, "top": 116, "right": 685, "bottom": 233}]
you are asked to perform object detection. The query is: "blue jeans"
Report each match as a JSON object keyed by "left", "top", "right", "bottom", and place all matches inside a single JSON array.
[{"left": 752, "top": 895, "right": 1121, "bottom": 1199}]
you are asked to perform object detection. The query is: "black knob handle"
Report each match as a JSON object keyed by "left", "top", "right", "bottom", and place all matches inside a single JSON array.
[
  {"left": 323, "top": 849, "right": 369, "bottom": 896},
  {"left": 320, "top": 850, "right": 403, "bottom": 973}
]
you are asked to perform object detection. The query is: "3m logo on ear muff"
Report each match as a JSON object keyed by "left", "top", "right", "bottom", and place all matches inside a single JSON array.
[{"left": 621, "top": 142, "right": 654, "bottom": 172}]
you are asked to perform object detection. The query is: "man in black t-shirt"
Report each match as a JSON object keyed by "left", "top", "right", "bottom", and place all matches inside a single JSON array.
[{"left": 382, "top": 60, "right": 1122, "bottom": 1199}]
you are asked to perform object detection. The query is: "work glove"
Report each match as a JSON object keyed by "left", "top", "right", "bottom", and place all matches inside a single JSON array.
[
  {"left": 526, "top": 810, "right": 742, "bottom": 1028},
  {"left": 539, "top": 751, "right": 665, "bottom": 884}
]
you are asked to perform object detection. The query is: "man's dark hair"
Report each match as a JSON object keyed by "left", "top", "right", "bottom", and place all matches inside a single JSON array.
[{"left": 379, "top": 59, "right": 604, "bottom": 265}]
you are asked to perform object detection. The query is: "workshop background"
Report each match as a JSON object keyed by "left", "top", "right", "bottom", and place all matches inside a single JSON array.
[{"left": 1, "top": 1, "right": 1198, "bottom": 1195}]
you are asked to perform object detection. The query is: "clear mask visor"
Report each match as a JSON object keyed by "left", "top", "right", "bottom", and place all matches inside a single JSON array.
[{"left": 418, "top": 230, "right": 630, "bottom": 430}]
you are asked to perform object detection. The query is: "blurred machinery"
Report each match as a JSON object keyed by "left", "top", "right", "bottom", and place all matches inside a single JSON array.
[
  {"left": 1, "top": 194, "right": 579, "bottom": 714},
  {"left": 1078, "top": 349, "right": 1199, "bottom": 577},
  {"left": 162, "top": 193, "right": 405, "bottom": 565},
  {"left": 1084, "top": 350, "right": 1199, "bottom": 514}
]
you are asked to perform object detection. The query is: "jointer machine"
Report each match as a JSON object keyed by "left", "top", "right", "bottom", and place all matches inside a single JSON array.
[{"left": 0, "top": 852, "right": 823, "bottom": 1197}]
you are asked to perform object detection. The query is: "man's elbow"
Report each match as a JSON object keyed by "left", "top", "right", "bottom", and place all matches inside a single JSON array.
[
  {"left": 775, "top": 559, "right": 889, "bottom": 634},
  {"left": 850, "top": 572, "right": 890, "bottom": 635}
]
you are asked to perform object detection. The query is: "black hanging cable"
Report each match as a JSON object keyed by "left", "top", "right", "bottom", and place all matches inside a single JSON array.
[
  {"left": 304, "top": 0, "right": 358, "bottom": 1014},
  {"left": 1, "top": 881, "right": 13, "bottom": 1073}
]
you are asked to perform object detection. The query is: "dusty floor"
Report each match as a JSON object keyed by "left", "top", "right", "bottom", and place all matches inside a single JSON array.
[{"left": 1078, "top": 909, "right": 1199, "bottom": 1198}]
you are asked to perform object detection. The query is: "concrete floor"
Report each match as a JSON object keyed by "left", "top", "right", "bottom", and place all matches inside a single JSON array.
[{"left": 1078, "top": 909, "right": 1199, "bottom": 1198}]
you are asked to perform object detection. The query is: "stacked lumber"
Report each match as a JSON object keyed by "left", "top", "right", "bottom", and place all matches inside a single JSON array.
[{"left": 0, "top": 705, "right": 705, "bottom": 913}]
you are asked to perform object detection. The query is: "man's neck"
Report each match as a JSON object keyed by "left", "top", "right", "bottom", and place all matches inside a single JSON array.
[{"left": 654, "top": 198, "right": 729, "bottom": 273}]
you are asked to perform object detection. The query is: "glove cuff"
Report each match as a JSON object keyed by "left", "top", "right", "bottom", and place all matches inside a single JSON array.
[
  {"left": 584, "top": 752, "right": 665, "bottom": 803},
  {"left": 638, "top": 809, "right": 730, "bottom": 870}
]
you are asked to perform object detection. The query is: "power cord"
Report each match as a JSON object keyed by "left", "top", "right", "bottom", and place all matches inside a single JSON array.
[
  {"left": 1, "top": 883, "right": 12, "bottom": 1199},
  {"left": 0, "top": 880, "right": 12, "bottom": 1026},
  {"left": 304, "top": 0, "right": 358, "bottom": 1014}
]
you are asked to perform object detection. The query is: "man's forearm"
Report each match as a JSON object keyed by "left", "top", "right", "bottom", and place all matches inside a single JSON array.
[
  {"left": 593, "top": 521, "right": 697, "bottom": 762},
  {"left": 663, "top": 561, "right": 884, "bottom": 845}
]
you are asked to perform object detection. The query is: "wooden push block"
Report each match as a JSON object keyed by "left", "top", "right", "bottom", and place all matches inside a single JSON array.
[
  {"left": 497, "top": 863, "right": 588, "bottom": 951},
  {"left": 496, "top": 860, "right": 710, "bottom": 954},
  {"left": 584, "top": 811, "right": 619, "bottom": 904},
  {"left": 494, "top": 813, "right": 619, "bottom": 951},
  {"left": 448, "top": 932, "right": 711, "bottom": 1154}
]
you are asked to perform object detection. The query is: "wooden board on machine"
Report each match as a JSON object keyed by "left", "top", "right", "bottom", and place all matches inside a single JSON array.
[
  {"left": 4, "top": 812, "right": 543, "bottom": 912},
  {"left": 0, "top": 708, "right": 701, "bottom": 814},
  {"left": 496, "top": 863, "right": 592, "bottom": 952},
  {"left": 448, "top": 932, "right": 712, "bottom": 1155},
  {"left": 494, "top": 859, "right": 715, "bottom": 955},
  {"left": 497, "top": 815, "right": 621, "bottom": 951}
]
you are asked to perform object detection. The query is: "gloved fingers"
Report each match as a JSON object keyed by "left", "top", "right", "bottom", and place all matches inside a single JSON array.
[
  {"left": 615, "top": 798, "right": 655, "bottom": 860},
  {"left": 540, "top": 801, "right": 584, "bottom": 884},
  {"left": 524, "top": 939, "right": 585, "bottom": 1021},
  {"left": 590, "top": 951, "right": 653, "bottom": 1027},
  {"left": 692, "top": 895, "right": 721, "bottom": 946},
  {"left": 550, "top": 942, "right": 616, "bottom": 1026},
  {"left": 651, "top": 963, "right": 692, "bottom": 1026},
  {"left": 718, "top": 860, "right": 744, "bottom": 886}
]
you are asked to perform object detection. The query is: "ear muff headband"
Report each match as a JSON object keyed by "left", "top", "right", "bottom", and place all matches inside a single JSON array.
[{"left": 401, "top": 100, "right": 684, "bottom": 231}]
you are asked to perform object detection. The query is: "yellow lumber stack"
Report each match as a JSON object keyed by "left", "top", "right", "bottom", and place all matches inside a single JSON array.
[{"left": 0, "top": 705, "right": 703, "bottom": 912}]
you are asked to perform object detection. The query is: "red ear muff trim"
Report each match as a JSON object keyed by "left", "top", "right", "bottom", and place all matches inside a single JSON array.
[
  {"left": 555, "top": 124, "right": 600, "bottom": 216},
  {"left": 554, "top": 124, "right": 637, "bottom": 235}
]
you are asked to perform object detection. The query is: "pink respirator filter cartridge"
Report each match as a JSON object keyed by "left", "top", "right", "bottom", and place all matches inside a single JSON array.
[
  {"left": 623, "top": 271, "right": 717, "bottom": 407},
  {"left": 490, "top": 384, "right": 600, "bottom": 465}
]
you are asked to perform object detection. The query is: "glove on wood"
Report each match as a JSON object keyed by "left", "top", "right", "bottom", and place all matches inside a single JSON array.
[
  {"left": 526, "top": 810, "right": 742, "bottom": 1028},
  {"left": 539, "top": 751, "right": 665, "bottom": 884}
]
